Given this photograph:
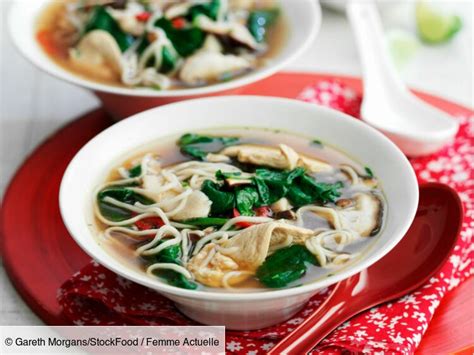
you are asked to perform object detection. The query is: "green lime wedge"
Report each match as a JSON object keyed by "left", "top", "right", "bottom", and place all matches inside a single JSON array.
[{"left": 416, "top": 0, "right": 462, "bottom": 44}]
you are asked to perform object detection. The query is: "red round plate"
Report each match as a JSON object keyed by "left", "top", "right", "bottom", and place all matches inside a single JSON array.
[{"left": 1, "top": 73, "right": 472, "bottom": 351}]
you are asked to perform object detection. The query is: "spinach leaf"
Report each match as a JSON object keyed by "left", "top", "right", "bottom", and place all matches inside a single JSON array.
[
  {"left": 160, "top": 46, "right": 178, "bottom": 73},
  {"left": 179, "top": 133, "right": 238, "bottom": 147},
  {"left": 187, "top": 0, "right": 221, "bottom": 21},
  {"left": 155, "top": 18, "right": 205, "bottom": 57},
  {"left": 128, "top": 165, "right": 142, "bottom": 178},
  {"left": 98, "top": 187, "right": 154, "bottom": 205},
  {"left": 285, "top": 167, "right": 306, "bottom": 184},
  {"left": 286, "top": 184, "right": 313, "bottom": 207},
  {"left": 220, "top": 136, "right": 240, "bottom": 146},
  {"left": 178, "top": 133, "right": 214, "bottom": 146},
  {"left": 364, "top": 166, "right": 374, "bottom": 177},
  {"left": 136, "top": 32, "right": 154, "bottom": 55},
  {"left": 152, "top": 243, "right": 181, "bottom": 264},
  {"left": 84, "top": 6, "right": 134, "bottom": 51},
  {"left": 254, "top": 168, "right": 342, "bottom": 206},
  {"left": 254, "top": 167, "right": 304, "bottom": 204},
  {"left": 215, "top": 170, "right": 243, "bottom": 180},
  {"left": 235, "top": 186, "right": 259, "bottom": 215},
  {"left": 177, "top": 133, "right": 239, "bottom": 160},
  {"left": 199, "top": 161, "right": 341, "bottom": 218},
  {"left": 267, "top": 183, "right": 289, "bottom": 204},
  {"left": 299, "top": 175, "right": 343, "bottom": 204},
  {"left": 97, "top": 201, "right": 133, "bottom": 222},
  {"left": 97, "top": 187, "right": 154, "bottom": 221},
  {"left": 181, "top": 145, "right": 208, "bottom": 160},
  {"left": 247, "top": 8, "right": 279, "bottom": 43},
  {"left": 201, "top": 180, "right": 235, "bottom": 215},
  {"left": 255, "top": 167, "right": 304, "bottom": 185},
  {"left": 253, "top": 177, "right": 271, "bottom": 205},
  {"left": 256, "top": 245, "right": 318, "bottom": 288},
  {"left": 180, "top": 217, "right": 228, "bottom": 227},
  {"left": 254, "top": 169, "right": 289, "bottom": 204},
  {"left": 138, "top": 36, "right": 178, "bottom": 73},
  {"left": 159, "top": 270, "right": 198, "bottom": 289},
  {"left": 147, "top": 243, "right": 197, "bottom": 290},
  {"left": 254, "top": 168, "right": 286, "bottom": 184}
]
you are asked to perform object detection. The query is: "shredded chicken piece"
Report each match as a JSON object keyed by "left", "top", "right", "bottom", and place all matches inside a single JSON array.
[
  {"left": 187, "top": 222, "right": 315, "bottom": 287},
  {"left": 69, "top": 30, "right": 122, "bottom": 81},
  {"left": 220, "top": 144, "right": 333, "bottom": 172},
  {"left": 180, "top": 51, "right": 252, "bottom": 85},
  {"left": 206, "top": 152, "right": 231, "bottom": 163},
  {"left": 172, "top": 190, "right": 212, "bottom": 221}
]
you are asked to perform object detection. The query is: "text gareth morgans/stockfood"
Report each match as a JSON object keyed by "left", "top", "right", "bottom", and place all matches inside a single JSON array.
[{"left": 13, "top": 336, "right": 221, "bottom": 348}]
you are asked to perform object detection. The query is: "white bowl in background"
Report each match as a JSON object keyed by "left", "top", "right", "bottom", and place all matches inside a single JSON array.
[
  {"left": 59, "top": 96, "right": 418, "bottom": 330},
  {"left": 8, "top": 0, "right": 321, "bottom": 119}
]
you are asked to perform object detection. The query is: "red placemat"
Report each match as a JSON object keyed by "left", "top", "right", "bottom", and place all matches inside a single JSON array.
[{"left": 1, "top": 73, "right": 473, "bottom": 353}]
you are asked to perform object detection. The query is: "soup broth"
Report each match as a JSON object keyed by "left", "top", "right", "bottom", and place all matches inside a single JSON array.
[
  {"left": 92, "top": 128, "right": 386, "bottom": 292},
  {"left": 37, "top": 0, "right": 287, "bottom": 90}
]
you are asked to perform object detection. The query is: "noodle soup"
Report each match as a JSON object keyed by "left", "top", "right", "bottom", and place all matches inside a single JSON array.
[
  {"left": 36, "top": 0, "right": 286, "bottom": 90},
  {"left": 93, "top": 128, "right": 386, "bottom": 291}
]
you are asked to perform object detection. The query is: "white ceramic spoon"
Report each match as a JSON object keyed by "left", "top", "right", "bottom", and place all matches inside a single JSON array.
[{"left": 346, "top": 1, "right": 458, "bottom": 157}]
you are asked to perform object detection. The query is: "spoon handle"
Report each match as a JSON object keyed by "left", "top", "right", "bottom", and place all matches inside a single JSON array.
[
  {"left": 268, "top": 275, "right": 363, "bottom": 355},
  {"left": 346, "top": 1, "right": 405, "bottom": 96}
]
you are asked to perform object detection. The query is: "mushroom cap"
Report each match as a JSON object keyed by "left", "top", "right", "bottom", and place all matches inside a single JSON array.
[
  {"left": 308, "top": 193, "right": 383, "bottom": 237},
  {"left": 338, "top": 193, "right": 382, "bottom": 237}
]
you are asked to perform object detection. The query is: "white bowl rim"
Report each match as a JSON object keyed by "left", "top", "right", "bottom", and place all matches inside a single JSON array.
[
  {"left": 59, "top": 95, "right": 419, "bottom": 302},
  {"left": 8, "top": 0, "right": 321, "bottom": 97}
]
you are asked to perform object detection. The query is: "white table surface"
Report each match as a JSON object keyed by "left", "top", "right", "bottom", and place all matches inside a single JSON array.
[{"left": 1, "top": 0, "right": 472, "bottom": 327}]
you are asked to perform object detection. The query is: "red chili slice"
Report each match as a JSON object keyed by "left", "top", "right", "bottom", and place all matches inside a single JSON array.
[
  {"left": 136, "top": 12, "right": 151, "bottom": 22},
  {"left": 254, "top": 206, "right": 273, "bottom": 218},
  {"left": 233, "top": 208, "right": 251, "bottom": 228},
  {"left": 171, "top": 17, "right": 186, "bottom": 29},
  {"left": 135, "top": 217, "right": 164, "bottom": 230},
  {"left": 233, "top": 206, "right": 272, "bottom": 229}
]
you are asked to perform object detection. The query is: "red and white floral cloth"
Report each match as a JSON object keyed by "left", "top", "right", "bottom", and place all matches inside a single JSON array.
[{"left": 58, "top": 80, "right": 473, "bottom": 354}]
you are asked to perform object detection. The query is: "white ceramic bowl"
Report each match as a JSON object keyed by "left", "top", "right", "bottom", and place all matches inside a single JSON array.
[
  {"left": 8, "top": 0, "right": 321, "bottom": 119},
  {"left": 60, "top": 96, "right": 419, "bottom": 330}
]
